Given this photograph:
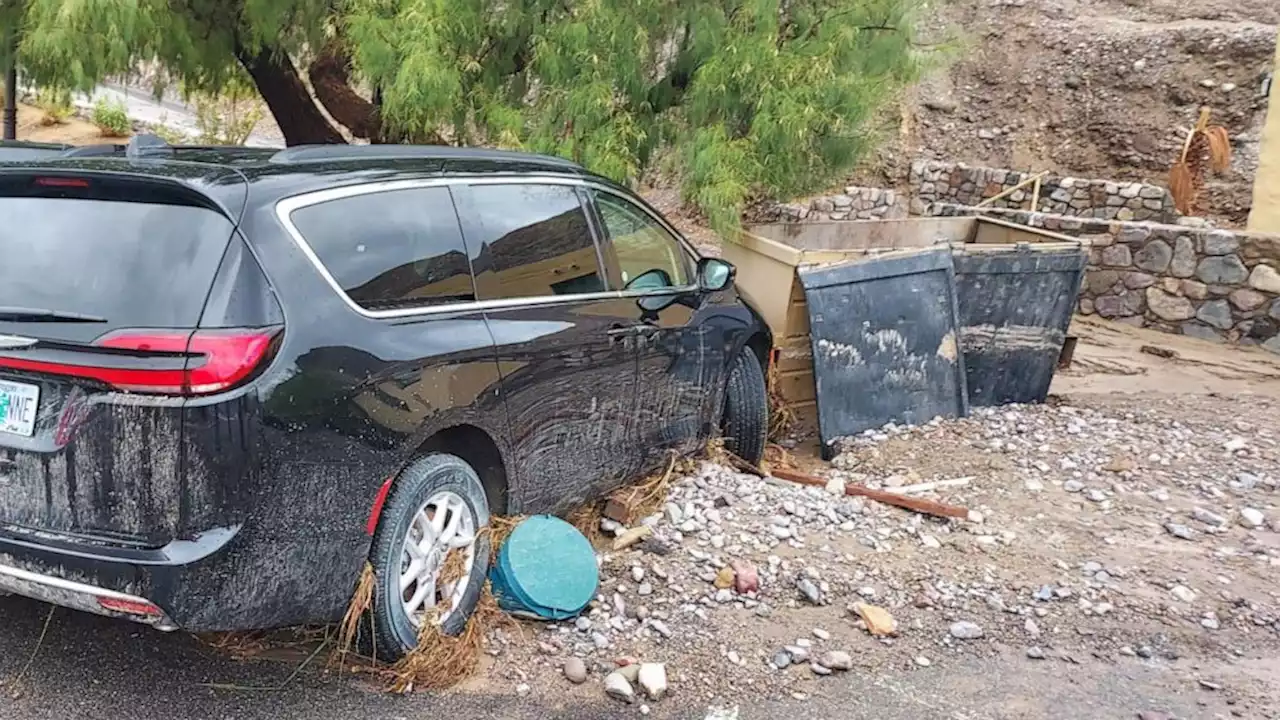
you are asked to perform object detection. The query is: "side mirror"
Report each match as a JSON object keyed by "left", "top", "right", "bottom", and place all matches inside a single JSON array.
[
  {"left": 625, "top": 268, "right": 673, "bottom": 291},
  {"left": 697, "top": 257, "right": 735, "bottom": 293}
]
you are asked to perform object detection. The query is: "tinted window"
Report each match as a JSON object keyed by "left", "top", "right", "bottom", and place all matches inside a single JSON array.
[
  {"left": 466, "top": 185, "right": 605, "bottom": 300},
  {"left": 290, "top": 187, "right": 474, "bottom": 310},
  {"left": 0, "top": 197, "right": 234, "bottom": 341},
  {"left": 593, "top": 191, "right": 691, "bottom": 290}
]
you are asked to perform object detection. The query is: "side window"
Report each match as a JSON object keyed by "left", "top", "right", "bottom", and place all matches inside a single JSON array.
[
  {"left": 466, "top": 184, "right": 605, "bottom": 300},
  {"left": 593, "top": 191, "right": 692, "bottom": 290},
  {"left": 289, "top": 187, "right": 474, "bottom": 310}
]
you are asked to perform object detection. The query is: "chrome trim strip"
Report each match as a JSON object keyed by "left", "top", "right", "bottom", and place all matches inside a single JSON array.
[
  {"left": 0, "top": 334, "right": 38, "bottom": 349},
  {"left": 0, "top": 561, "right": 177, "bottom": 630},
  {"left": 0, "top": 561, "right": 149, "bottom": 603},
  {"left": 273, "top": 174, "right": 702, "bottom": 321}
]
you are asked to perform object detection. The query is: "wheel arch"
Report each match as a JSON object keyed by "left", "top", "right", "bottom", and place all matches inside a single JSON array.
[{"left": 413, "top": 423, "right": 511, "bottom": 516}]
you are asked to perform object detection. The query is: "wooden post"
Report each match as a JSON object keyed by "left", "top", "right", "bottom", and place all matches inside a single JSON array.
[{"left": 1031, "top": 175, "right": 1042, "bottom": 212}]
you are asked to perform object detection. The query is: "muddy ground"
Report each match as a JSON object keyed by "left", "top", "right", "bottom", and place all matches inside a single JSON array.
[{"left": 2, "top": 316, "right": 1280, "bottom": 720}]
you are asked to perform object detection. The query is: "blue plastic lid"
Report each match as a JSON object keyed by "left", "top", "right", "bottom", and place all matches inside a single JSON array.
[{"left": 495, "top": 515, "right": 597, "bottom": 617}]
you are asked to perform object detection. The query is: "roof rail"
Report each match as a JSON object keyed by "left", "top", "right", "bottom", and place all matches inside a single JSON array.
[
  {"left": 268, "top": 143, "right": 582, "bottom": 169},
  {"left": 60, "top": 143, "right": 126, "bottom": 158}
]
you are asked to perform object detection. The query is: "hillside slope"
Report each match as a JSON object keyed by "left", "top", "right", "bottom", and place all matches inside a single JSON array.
[{"left": 855, "top": 0, "right": 1278, "bottom": 226}]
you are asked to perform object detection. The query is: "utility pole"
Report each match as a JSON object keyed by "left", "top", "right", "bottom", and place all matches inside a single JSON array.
[{"left": 2, "top": 39, "right": 15, "bottom": 141}]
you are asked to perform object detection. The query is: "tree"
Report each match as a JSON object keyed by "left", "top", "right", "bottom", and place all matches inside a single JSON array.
[{"left": 7, "top": 0, "right": 930, "bottom": 231}]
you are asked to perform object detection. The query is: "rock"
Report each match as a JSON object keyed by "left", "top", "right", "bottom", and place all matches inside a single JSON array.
[
  {"left": 810, "top": 662, "right": 833, "bottom": 676},
  {"left": 1197, "top": 255, "right": 1248, "bottom": 285},
  {"left": 1191, "top": 507, "right": 1227, "bottom": 527},
  {"left": 1248, "top": 264, "right": 1280, "bottom": 294},
  {"left": 949, "top": 621, "right": 984, "bottom": 640},
  {"left": 773, "top": 650, "right": 793, "bottom": 668},
  {"left": 920, "top": 534, "right": 942, "bottom": 549},
  {"left": 1239, "top": 508, "right": 1265, "bottom": 529},
  {"left": 1133, "top": 240, "right": 1172, "bottom": 273},
  {"left": 637, "top": 663, "right": 667, "bottom": 700},
  {"left": 1170, "top": 585, "right": 1196, "bottom": 603},
  {"left": 1164, "top": 522, "right": 1195, "bottom": 540},
  {"left": 1229, "top": 288, "right": 1267, "bottom": 311},
  {"left": 1063, "top": 479, "right": 1085, "bottom": 493},
  {"left": 663, "top": 503, "right": 683, "bottom": 526},
  {"left": 731, "top": 558, "right": 759, "bottom": 594},
  {"left": 1201, "top": 614, "right": 1221, "bottom": 630},
  {"left": 1100, "top": 245, "right": 1133, "bottom": 267},
  {"left": 1034, "top": 585, "right": 1055, "bottom": 602},
  {"left": 612, "top": 525, "right": 653, "bottom": 551},
  {"left": 517, "top": 683, "right": 530, "bottom": 695},
  {"left": 714, "top": 567, "right": 735, "bottom": 589},
  {"left": 1171, "top": 236, "right": 1197, "bottom": 277},
  {"left": 604, "top": 672, "right": 635, "bottom": 703},
  {"left": 1026, "top": 646, "right": 1046, "bottom": 660},
  {"left": 1145, "top": 288, "right": 1195, "bottom": 321},
  {"left": 575, "top": 616, "right": 593, "bottom": 632},
  {"left": 1085, "top": 488, "right": 1106, "bottom": 503},
  {"left": 637, "top": 582, "right": 653, "bottom": 596},
  {"left": 564, "top": 657, "right": 588, "bottom": 684},
  {"left": 785, "top": 645, "right": 810, "bottom": 663},
  {"left": 850, "top": 602, "right": 897, "bottom": 636},
  {"left": 797, "top": 577, "right": 823, "bottom": 605},
  {"left": 915, "top": 656, "right": 932, "bottom": 667},
  {"left": 1024, "top": 618, "right": 1041, "bottom": 637},
  {"left": 1196, "top": 300, "right": 1234, "bottom": 330},
  {"left": 820, "top": 651, "right": 853, "bottom": 671},
  {"left": 1024, "top": 478, "right": 1044, "bottom": 492},
  {"left": 1203, "top": 232, "right": 1240, "bottom": 255},
  {"left": 813, "top": 628, "right": 831, "bottom": 641},
  {"left": 649, "top": 620, "right": 672, "bottom": 638}
]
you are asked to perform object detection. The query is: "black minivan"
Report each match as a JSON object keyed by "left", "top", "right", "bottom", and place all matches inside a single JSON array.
[{"left": 0, "top": 139, "right": 771, "bottom": 658}]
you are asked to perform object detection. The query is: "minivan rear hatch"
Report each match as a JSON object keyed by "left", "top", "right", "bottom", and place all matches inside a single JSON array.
[{"left": 0, "top": 169, "right": 247, "bottom": 546}]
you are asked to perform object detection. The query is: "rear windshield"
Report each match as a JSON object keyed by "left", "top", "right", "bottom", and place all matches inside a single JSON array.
[{"left": 0, "top": 197, "right": 234, "bottom": 335}]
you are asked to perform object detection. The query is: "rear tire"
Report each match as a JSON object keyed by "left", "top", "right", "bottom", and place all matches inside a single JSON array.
[
  {"left": 720, "top": 349, "right": 768, "bottom": 466},
  {"left": 365, "top": 453, "right": 491, "bottom": 661}
]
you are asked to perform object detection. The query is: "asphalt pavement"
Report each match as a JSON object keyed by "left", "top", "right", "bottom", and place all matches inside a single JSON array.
[{"left": 0, "top": 594, "right": 1253, "bottom": 720}]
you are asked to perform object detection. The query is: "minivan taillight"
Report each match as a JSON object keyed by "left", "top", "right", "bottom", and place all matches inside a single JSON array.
[
  {"left": 0, "top": 327, "right": 281, "bottom": 396},
  {"left": 95, "top": 328, "right": 282, "bottom": 395}
]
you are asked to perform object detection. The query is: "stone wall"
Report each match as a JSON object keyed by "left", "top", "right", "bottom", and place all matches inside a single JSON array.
[
  {"left": 911, "top": 160, "right": 1182, "bottom": 225},
  {"left": 932, "top": 203, "right": 1280, "bottom": 352},
  {"left": 771, "top": 186, "right": 908, "bottom": 222}
]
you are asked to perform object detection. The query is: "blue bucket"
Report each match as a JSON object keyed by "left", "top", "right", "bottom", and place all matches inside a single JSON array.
[{"left": 489, "top": 515, "right": 598, "bottom": 620}]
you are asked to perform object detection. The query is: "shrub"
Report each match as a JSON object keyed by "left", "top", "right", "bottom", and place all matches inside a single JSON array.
[
  {"left": 92, "top": 98, "right": 131, "bottom": 137},
  {"left": 34, "top": 88, "right": 74, "bottom": 126}
]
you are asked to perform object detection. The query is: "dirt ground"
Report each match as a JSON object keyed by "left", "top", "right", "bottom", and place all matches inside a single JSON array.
[
  {"left": 854, "top": 0, "right": 1278, "bottom": 226},
  {"left": 10, "top": 101, "right": 113, "bottom": 145}
]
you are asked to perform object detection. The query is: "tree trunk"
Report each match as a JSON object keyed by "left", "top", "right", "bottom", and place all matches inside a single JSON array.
[
  {"left": 234, "top": 41, "right": 344, "bottom": 146},
  {"left": 308, "top": 41, "right": 381, "bottom": 141}
]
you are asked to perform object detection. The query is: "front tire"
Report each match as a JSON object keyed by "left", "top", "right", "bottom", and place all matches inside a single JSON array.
[
  {"left": 366, "top": 453, "right": 492, "bottom": 661},
  {"left": 721, "top": 349, "right": 768, "bottom": 465}
]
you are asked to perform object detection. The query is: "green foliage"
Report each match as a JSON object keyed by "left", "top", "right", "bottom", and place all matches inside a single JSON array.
[
  {"left": 148, "top": 118, "right": 192, "bottom": 144},
  {"left": 185, "top": 72, "right": 263, "bottom": 145},
  {"left": 345, "top": 0, "right": 933, "bottom": 232},
  {"left": 33, "top": 86, "right": 74, "bottom": 125},
  {"left": 91, "top": 97, "right": 131, "bottom": 137},
  {"left": 12, "top": 0, "right": 935, "bottom": 232}
]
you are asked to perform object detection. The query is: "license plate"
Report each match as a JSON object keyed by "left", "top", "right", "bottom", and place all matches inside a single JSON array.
[{"left": 0, "top": 379, "right": 40, "bottom": 437}]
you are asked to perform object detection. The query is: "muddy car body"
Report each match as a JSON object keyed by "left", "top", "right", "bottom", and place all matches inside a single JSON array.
[{"left": 0, "top": 140, "right": 771, "bottom": 656}]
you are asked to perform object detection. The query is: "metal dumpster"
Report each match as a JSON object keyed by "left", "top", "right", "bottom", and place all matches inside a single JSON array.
[
  {"left": 798, "top": 247, "right": 969, "bottom": 457},
  {"left": 721, "top": 216, "right": 1087, "bottom": 451}
]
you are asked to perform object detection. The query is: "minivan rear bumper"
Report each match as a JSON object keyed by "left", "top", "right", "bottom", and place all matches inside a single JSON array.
[
  {"left": 0, "top": 522, "right": 243, "bottom": 631},
  {"left": 0, "top": 560, "right": 178, "bottom": 630}
]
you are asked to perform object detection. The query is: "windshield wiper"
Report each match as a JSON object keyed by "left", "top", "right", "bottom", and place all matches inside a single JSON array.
[{"left": 0, "top": 307, "right": 108, "bottom": 323}]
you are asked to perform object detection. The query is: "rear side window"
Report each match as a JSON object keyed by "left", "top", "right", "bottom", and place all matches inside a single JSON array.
[
  {"left": 289, "top": 187, "right": 475, "bottom": 311},
  {"left": 465, "top": 184, "right": 605, "bottom": 300},
  {"left": 0, "top": 196, "right": 234, "bottom": 341}
]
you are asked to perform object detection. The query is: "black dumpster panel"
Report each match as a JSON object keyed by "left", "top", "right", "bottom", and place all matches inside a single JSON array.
[
  {"left": 952, "top": 245, "right": 1086, "bottom": 407},
  {"left": 798, "top": 248, "right": 969, "bottom": 457}
]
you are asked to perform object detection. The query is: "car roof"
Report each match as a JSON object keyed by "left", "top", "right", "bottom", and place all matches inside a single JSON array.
[{"left": 0, "top": 135, "right": 615, "bottom": 218}]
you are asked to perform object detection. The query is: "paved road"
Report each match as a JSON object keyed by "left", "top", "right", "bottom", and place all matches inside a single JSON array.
[{"left": 2, "top": 594, "right": 1260, "bottom": 720}]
